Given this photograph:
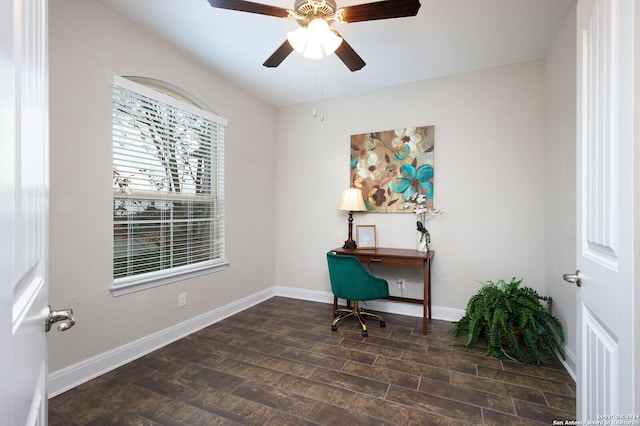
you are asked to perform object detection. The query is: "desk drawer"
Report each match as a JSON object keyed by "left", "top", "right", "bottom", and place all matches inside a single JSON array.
[{"left": 357, "top": 254, "right": 425, "bottom": 268}]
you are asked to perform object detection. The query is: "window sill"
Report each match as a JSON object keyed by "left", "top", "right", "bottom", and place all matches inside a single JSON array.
[{"left": 109, "top": 260, "right": 230, "bottom": 296}]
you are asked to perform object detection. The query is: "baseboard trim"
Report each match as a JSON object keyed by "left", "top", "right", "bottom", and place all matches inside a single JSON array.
[
  {"left": 47, "top": 287, "right": 276, "bottom": 397},
  {"left": 559, "top": 344, "right": 577, "bottom": 381},
  {"left": 274, "top": 286, "right": 465, "bottom": 322}
]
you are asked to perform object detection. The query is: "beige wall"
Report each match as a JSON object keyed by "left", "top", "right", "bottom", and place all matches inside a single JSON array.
[
  {"left": 274, "top": 60, "right": 547, "bottom": 312},
  {"left": 48, "top": 0, "right": 276, "bottom": 372},
  {"left": 48, "top": 0, "right": 578, "bottom": 377},
  {"left": 544, "top": 6, "right": 578, "bottom": 368}
]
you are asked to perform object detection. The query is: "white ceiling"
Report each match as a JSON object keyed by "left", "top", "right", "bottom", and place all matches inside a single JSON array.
[{"left": 93, "top": 0, "right": 575, "bottom": 107}]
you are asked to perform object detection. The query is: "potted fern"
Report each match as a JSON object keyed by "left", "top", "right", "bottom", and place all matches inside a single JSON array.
[{"left": 451, "top": 277, "right": 565, "bottom": 366}]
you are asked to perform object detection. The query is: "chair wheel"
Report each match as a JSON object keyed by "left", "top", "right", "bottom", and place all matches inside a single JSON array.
[
  {"left": 332, "top": 325, "right": 337, "bottom": 331},
  {"left": 362, "top": 330, "right": 368, "bottom": 337},
  {"left": 380, "top": 321, "right": 386, "bottom": 328}
]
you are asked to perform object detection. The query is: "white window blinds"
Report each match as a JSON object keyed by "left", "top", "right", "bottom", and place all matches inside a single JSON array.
[{"left": 112, "top": 76, "right": 227, "bottom": 292}]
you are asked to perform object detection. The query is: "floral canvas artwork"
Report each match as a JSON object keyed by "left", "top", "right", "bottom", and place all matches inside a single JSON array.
[{"left": 350, "top": 126, "right": 435, "bottom": 213}]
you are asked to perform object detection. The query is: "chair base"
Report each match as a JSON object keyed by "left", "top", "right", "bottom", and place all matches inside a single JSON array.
[{"left": 331, "top": 300, "right": 386, "bottom": 337}]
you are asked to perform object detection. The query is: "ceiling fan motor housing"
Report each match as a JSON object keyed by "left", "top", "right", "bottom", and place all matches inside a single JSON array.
[{"left": 293, "top": 0, "right": 339, "bottom": 25}]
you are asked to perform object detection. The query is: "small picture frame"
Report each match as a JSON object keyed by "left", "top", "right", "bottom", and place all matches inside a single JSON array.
[{"left": 356, "top": 225, "right": 377, "bottom": 249}]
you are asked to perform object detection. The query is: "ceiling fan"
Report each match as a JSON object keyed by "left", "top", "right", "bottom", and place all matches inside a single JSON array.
[{"left": 206, "top": 0, "right": 421, "bottom": 71}]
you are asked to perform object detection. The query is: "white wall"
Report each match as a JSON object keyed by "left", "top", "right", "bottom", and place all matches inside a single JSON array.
[
  {"left": 274, "top": 60, "right": 547, "bottom": 312},
  {"left": 544, "top": 6, "right": 578, "bottom": 367},
  {"left": 48, "top": 0, "right": 276, "bottom": 372}
]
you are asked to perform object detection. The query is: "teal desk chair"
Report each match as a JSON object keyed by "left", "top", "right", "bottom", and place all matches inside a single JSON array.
[{"left": 326, "top": 251, "right": 390, "bottom": 337}]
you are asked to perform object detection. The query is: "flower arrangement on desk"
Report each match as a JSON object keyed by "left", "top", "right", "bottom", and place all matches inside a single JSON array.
[{"left": 401, "top": 193, "right": 443, "bottom": 252}]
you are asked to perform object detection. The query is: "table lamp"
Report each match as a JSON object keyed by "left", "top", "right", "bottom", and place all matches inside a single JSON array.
[{"left": 337, "top": 188, "right": 366, "bottom": 249}]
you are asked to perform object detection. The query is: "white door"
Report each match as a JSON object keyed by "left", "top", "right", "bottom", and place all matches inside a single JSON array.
[
  {"left": 575, "top": 0, "right": 636, "bottom": 419},
  {"left": 1, "top": 1, "right": 73, "bottom": 424}
]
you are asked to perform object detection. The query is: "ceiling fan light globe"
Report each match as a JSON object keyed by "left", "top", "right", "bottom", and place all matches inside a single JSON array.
[
  {"left": 323, "top": 31, "right": 343, "bottom": 55},
  {"left": 307, "top": 18, "right": 330, "bottom": 36},
  {"left": 302, "top": 39, "right": 323, "bottom": 59},
  {"left": 288, "top": 17, "right": 342, "bottom": 59},
  {"left": 287, "top": 27, "right": 308, "bottom": 52}
]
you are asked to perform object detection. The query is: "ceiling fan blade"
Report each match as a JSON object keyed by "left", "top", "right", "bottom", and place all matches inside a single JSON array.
[
  {"left": 206, "top": 0, "right": 290, "bottom": 18},
  {"left": 333, "top": 33, "right": 366, "bottom": 72},
  {"left": 263, "top": 40, "right": 294, "bottom": 68},
  {"left": 339, "top": 0, "right": 421, "bottom": 23}
]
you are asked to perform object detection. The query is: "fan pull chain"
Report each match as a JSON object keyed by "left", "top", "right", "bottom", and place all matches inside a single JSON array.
[
  {"left": 312, "top": 60, "right": 325, "bottom": 121},
  {"left": 312, "top": 109, "right": 325, "bottom": 121}
]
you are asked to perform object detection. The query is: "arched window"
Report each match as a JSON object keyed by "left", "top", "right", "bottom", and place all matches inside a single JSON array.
[{"left": 111, "top": 75, "right": 227, "bottom": 295}]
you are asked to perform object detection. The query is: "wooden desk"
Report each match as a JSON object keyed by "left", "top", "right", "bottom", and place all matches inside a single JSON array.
[{"left": 331, "top": 247, "right": 434, "bottom": 334}]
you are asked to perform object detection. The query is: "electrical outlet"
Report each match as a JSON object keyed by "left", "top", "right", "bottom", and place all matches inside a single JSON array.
[
  {"left": 396, "top": 279, "right": 406, "bottom": 290},
  {"left": 178, "top": 292, "right": 187, "bottom": 307}
]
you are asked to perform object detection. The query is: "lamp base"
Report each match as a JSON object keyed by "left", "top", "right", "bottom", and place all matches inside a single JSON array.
[
  {"left": 343, "top": 211, "right": 357, "bottom": 249},
  {"left": 342, "top": 240, "right": 357, "bottom": 250}
]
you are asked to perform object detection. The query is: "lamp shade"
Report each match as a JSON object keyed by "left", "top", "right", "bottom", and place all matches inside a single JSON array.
[{"left": 337, "top": 188, "right": 366, "bottom": 212}]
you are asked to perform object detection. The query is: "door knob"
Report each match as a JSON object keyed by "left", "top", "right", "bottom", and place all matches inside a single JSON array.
[
  {"left": 45, "top": 305, "right": 76, "bottom": 332},
  {"left": 563, "top": 270, "right": 582, "bottom": 287}
]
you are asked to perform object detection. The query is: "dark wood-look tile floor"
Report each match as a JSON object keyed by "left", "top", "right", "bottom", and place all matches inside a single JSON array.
[{"left": 49, "top": 297, "right": 576, "bottom": 425}]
